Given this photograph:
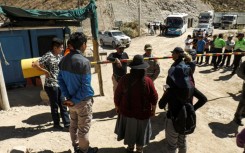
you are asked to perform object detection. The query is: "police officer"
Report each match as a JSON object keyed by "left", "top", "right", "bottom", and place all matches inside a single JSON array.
[
  {"left": 231, "top": 32, "right": 245, "bottom": 75},
  {"left": 142, "top": 44, "right": 160, "bottom": 81}
]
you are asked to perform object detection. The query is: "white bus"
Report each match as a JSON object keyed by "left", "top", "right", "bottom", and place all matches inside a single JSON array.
[{"left": 165, "top": 13, "right": 188, "bottom": 36}]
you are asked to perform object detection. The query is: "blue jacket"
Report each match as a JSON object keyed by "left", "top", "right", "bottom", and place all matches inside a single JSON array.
[
  {"left": 197, "top": 40, "right": 206, "bottom": 53},
  {"left": 58, "top": 50, "right": 94, "bottom": 104}
]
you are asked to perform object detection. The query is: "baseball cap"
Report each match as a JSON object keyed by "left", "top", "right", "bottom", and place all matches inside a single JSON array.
[
  {"left": 144, "top": 44, "right": 152, "bottom": 50},
  {"left": 171, "top": 47, "right": 184, "bottom": 54}
]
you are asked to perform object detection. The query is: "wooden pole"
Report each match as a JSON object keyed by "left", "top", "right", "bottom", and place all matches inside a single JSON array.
[
  {"left": 0, "top": 60, "right": 10, "bottom": 110},
  {"left": 92, "top": 39, "right": 104, "bottom": 96}
]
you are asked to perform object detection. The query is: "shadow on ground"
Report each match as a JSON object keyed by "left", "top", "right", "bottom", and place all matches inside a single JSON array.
[
  {"left": 145, "top": 139, "right": 167, "bottom": 153},
  {"left": 0, "top": 125, "right": 66, "bottom": 141},
  {"left": 93, "top": 109, "right": 117, "bottom": 120},
  {"left": 22, "top": 112, "right": 52, "bottom": 125},
  {"left": 98, "top": 139, "right": 167, "bottom": 153},
  {"left": 0, "top": 113, "right": 65, "bottom": 141},
  {"left": 151, "top": 112, "right": 166, "bottom": 140},
  {"left": 213, "top": 73, "right": 233, "bottom": 81},
  {"left": 98, "top": 147, "right": 126, "bottom": 153},
  {"left": 208, "top": 121, "right": 239, "bottom": 138},
  {"left": 227, "top": 91, "right": 242, "bottom": 102},
  {"left": 7, "top": 86, "right": 43, "bottom": 107}
]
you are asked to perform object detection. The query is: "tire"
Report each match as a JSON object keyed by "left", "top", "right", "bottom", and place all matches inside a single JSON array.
[
  {"left": 100, "top": 39, "right": 104, "bottom": 46},
  {"left": 112, "top": 41, "right": 116, "bottom": 49}
]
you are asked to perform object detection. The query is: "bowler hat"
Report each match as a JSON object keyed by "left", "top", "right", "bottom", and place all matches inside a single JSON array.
[{"left": 129, "top": 55, "right": 149, "bottom": 69}]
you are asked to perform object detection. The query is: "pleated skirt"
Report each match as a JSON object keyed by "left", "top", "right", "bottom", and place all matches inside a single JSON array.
[{"left": 114, "top": 114, "right": 152, "bottom": 146}]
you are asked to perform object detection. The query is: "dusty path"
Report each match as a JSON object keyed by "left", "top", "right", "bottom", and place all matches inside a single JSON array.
[{"left": 0, "top": 28, "right": 243, "bottom": 153}]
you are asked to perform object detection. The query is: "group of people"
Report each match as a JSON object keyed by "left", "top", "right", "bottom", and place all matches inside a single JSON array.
[
  {"left": 32, "top": 30, "right": 245, "bottom": 153},
  {"left": 107, "top": 41, "right": 208, "bottom": 153},
  {"left": 186, "top": 31, "right": 245, "bottom": 151},
  {"left": 147, "top": 23, "right": 167, "bottom": 36},
  {"left": 185, "top": 32, "right": 245, "bottom": 75},
  {"left": 33, "top": 33, "right": 98, "bottom": 153}
]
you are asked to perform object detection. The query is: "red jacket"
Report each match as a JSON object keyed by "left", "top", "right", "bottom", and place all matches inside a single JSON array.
[{"left": 114, "top": 74, "right": 158, "bottom": 120}]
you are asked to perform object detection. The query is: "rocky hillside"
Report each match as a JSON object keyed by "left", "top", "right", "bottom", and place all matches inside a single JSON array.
[
  {"left": 201, "top": 0, "right": 245, "bottom": 12},
  {"left": 0, "top": 0, "right": 242, "bottom": 31}
]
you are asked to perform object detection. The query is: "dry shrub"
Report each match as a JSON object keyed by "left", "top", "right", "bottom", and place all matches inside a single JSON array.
[
  {"left": 120, "top": 21, "right": 139, "bottom": 38},
  {"left": 121, "top": 27, "right": 139, "bottom": 38}
]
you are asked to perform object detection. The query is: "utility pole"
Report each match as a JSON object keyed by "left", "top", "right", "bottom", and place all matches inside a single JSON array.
[{"left": 138, "top": 0, "right": 141, "bottom": 36}]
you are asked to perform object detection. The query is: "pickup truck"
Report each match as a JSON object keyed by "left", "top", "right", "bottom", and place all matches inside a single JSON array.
[
  {"left": 99, "top": 30, "right": 131, "bottom": 48},
  {"left": 192, "top": 23, "right": 214, "bottom": 37}
]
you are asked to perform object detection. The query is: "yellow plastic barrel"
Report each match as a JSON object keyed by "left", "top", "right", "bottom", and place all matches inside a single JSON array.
[{"left": 21, "top": 57, "right": 45, "bottom": 78}]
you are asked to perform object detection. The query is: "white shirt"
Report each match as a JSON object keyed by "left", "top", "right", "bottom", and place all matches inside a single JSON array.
[{"left": 185, "top": 38, "right": 193, "bottom": 50}]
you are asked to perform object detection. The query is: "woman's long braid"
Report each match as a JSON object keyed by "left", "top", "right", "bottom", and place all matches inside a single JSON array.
[
  {"left": 127, "top": 69, "right": 147, "bottom": 111},
  {"left": 141, "top": 70, "right": 147, "bottom": 111}
]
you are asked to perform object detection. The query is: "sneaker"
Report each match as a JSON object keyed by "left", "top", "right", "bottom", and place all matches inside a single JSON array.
[
  {"left": 87, "top": 147, "right": 98, "bottom": 153},
  {"left": 233, "top": 117, "right": 244, "bottom": 126}
]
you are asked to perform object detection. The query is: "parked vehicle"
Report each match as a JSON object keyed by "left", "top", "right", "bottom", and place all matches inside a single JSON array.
[
  {"left": 213, "top": 12, "right": 223, "bottom": 28},
  {"left": 212, "top": 12, "right": 245, "bottom": 29},
  {"left": 99, "top": 30, "right": 131, "bottom": 48},
  {"left": 198, "top": 10, "right": 214, "bottom": 24},
  {"left": 221, "top": 13, "right": 245, "bottom": 29},
  {"left": 193, "top": 23, "right": 214, "bottom": 37},
  {"left": 165, "top": 13, "right": 188, "bottom": 36}
]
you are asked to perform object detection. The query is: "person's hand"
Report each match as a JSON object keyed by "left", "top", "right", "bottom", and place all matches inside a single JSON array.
[
  {"left": 115, "top": 106, "right": 119, "bottom": 114},
  {"left": 45, "top": 71, "right": 50, "bottom": 78},
  {"left": 151, "top": 109, "right": 156, "bottom": 117},
  {"left": 63, "top": 100, "right": 74, "bottom": 107},
  {"left": 115, "top": 58, "right": 122, "bottom": 68},
  {"left": 151, "top": 105, "right": 156, "bottom": 117},
  {"left": 32, "top": 61, "right": 37, "bottom": 68}
]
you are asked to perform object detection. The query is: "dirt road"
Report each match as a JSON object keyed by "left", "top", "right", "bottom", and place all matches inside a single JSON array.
[{"left": 0, "top": 28, "right": 243, "bottom": 153}]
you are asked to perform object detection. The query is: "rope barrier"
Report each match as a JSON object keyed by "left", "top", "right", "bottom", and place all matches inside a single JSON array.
[{"left": 90, "top": 52, "right": 245, "bottom": 65}]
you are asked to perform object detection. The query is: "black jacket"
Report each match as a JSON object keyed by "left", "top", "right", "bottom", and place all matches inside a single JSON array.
[{"left": 159, "top": 58, "right": 194, "bottom": 118}]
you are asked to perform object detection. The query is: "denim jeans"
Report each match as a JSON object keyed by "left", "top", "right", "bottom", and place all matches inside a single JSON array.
[{"left": 44, "top": 86, "right": 70, "bottom": 126}]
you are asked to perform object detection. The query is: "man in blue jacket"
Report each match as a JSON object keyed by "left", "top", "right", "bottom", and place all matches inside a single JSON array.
[{"left": 58, "top": 32, "right": 98, "bottom": 153}]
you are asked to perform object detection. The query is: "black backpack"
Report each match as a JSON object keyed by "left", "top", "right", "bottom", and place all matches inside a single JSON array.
[{"left": 172, "top": 103, "right": 196, "bottom": 135}]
